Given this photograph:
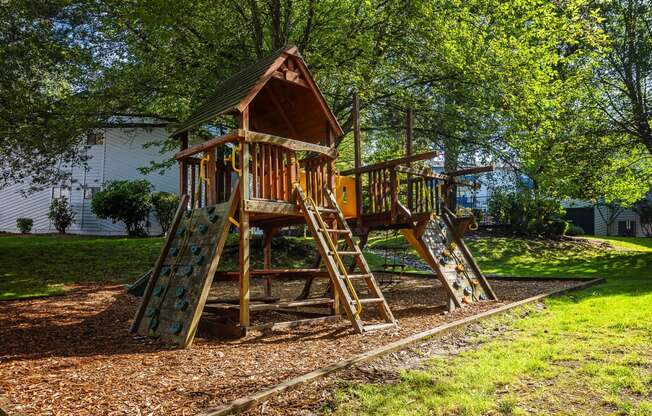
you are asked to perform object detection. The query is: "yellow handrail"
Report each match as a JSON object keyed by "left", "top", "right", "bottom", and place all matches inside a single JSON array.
[
  {"left": 304, "top": 193, "right": 362, "bottom": 316},
  {"left": 196, "top": 153, "right": 211, "bottom": 209},
  {"left": 224, "top": 143, "right": 242, "bottom": 175}
]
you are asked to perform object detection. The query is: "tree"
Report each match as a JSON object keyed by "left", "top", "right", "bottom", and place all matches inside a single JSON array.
[
  {"left": 151, "top": 191, "right": 179, "bottom": 235},
  {"left": 91, "top": 180, "right": 153, "bottom": 236},
  {"left": 48, "top": 196, "right": 75, "bottom": 234},
  {"left": 0, "top": 1, "right": 102, "bottom": 191},
  {"left": 598, "top": 0, "right": 652, "bottom": 154}
]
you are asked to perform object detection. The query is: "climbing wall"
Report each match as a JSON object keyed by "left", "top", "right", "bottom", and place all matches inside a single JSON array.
[
  {"left": 133, "top": 196, "right": 238, "bottom": 346},
  {"left": 402, "top": 213, "right": 497, "bottom": 309}
]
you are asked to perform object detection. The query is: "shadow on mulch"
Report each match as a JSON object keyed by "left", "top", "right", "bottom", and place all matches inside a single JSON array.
[{"left": 0, "top": 286, "right": 171, "bottom": 363}]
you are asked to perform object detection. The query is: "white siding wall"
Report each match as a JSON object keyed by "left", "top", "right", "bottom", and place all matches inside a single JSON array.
[
  {"left": 100, "top": 126, "right": 178, "bottom": 235},
  {"left": 0, "top": 184, "right": 54, "bottom": 233},
  {"left": 594, "top": 206, "right": 643, "bottom": 237},
  {"left": 0, "top": 124, "right": 178, "bottom": 235}
]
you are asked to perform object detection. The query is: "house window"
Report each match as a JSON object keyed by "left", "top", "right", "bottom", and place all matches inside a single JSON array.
[
  {"left": 52, "top": 187, "right": 70, "bottom": 200},
  {"left": 84, "top": 187, "right": 100, "bottom": 199},
  {"left": 617, "top": 220, "right": 636, "bottom": 236},
  {"left": 86, "top": 131, "right": 104, "bottom": 145}
]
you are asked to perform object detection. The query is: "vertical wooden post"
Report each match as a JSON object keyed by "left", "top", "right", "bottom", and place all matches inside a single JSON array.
[
  {"left": 262, "top": 227, "right": 274, "bottom": 297},
  {"left": 405, "top": 108, "right": 413, "bottom": 211},
  {"left": 179, "top": 132, "right": 189, "bottom": 196},
  {"left": 239, "top": 108, "right": 251, "bottom": 328},
  {"left": 353, "top": 93, "right": 363, "bottom": 225}
]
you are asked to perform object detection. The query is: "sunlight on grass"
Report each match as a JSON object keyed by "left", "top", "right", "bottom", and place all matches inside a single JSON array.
[{"left": 331, "top": 236, "right": 652, "bottom": 415}]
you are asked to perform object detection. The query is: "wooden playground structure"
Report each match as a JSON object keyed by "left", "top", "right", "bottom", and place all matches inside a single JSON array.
[{"left": 130, "top": 46, "right": 497, "bottom": 347}]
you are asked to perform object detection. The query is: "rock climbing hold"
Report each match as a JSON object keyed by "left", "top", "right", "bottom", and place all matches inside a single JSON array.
[
  {"left": 180, "top": 265, "right": 193, "bottom": 277},
  {"left": 175, "top": 287, "right": 185, "bottom": 297},
  {"left": 439, "top": 258, "right": 447, "bottom": 266},
  {"left": 452, "top": 279, "right": 462, "bottom": 289},
  {"left": 176, "top": 227, "right": 186, "bottom": 237},
  {"left": 463, "top": 286, "right": 472, "bottom": 296},
  {"left": 170, "top": 322, "right": 183, "bottom": 335},
  {"left": 169, "top": 247, "right": 179, "bottom": 257},
  {"left": 207, "top": 206, "right": 216, "bottom": 215},
  {"left": 479, "top": 293, "right": 487, "bottom": 301},
  {"left": 185, "top": 210, "right": 193, "bottom": 218},
  {"left": 174, "top": 299, "right": 189, "bottom": 311},
  {"left": 153, "top": 285, "right": 165, "bottom": 296},
  {"left": 161, "top": 266, "right": 172, "bottom": 276},
  {"left": 197, "top": 223, "right": 208, "bottom": 234},
  {"left": 145, "top": 307, "right": 156, "bottom": 317},
  {"left": 191, "top": 245, "right": 201, "bottom": 255},
  {"left": 209, "top": 213, "right": 220, "bottom": 223},
  {"left": 194, "top": 255, "right": 205, "bottom": 265},
  {"left": 455, "top": 264, "right": 465, "bottom": 273},
  {"left": 442, "top": 249, "right": 451, "bottom": 258}
]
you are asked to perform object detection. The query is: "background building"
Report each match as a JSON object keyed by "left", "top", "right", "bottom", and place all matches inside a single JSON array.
[{"left": 0, "top": 117, "right": 178, "bottom": 235}]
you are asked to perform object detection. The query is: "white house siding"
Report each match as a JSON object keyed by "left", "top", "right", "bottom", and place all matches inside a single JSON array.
[
  {"left": 594, "top": 206, "right": 644, "bottom": 237},
  {"left": 0, "top": 124, "right": 179, "bottom": 235},
  {"left": 0, "top": 184, "right": 53, "bottom": 233}
]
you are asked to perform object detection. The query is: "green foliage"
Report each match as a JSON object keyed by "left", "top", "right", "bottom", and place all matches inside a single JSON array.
[
  {"left": 91, "top": 180, "right": 153, "bottom": 236},
  {"left": 487, "top": 187, "right": 567, "bottom": 236},
  {"left": 47, "top": 197, "right": 75, "bottom": 234},
  {"left": 151, "top": 191, "right": 179, "bottom": 235},
  {"left": 16, "top": 218, "right": 33, "bottom": 234},
  {"left": 566, "top": 224, "right": 585, "bottom": 236}
]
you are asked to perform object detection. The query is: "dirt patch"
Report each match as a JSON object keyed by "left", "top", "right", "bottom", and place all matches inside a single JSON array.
[{"left": 0, "top": 278, "right": 578, "bottom": 415}]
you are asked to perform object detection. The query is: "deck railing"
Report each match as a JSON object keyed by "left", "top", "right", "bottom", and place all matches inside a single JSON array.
[{"left": 176, "top": 129, "right": 335, "bottom": 210}]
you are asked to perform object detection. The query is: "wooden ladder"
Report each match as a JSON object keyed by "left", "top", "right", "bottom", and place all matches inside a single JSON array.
[{"left": 295, "top": 185, "right": 397, "bottom": 333}]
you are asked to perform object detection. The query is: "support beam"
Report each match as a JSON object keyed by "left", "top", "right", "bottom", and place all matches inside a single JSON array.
[
  {"left": 239, "top": 108, "right": 251, "bottom": 328},
  {"left": 339, "top": 151, "right": 438, "bottom": 176},
  {"left": 353, "top": 93, "right": 363, "bottom": 222},
  {"left": 446, "top": 165, "right": 495, "bottom": 177},
  {"left": 262, "top": 227, "right": 275, "bottom": 297},
  {"left": 406, "top": 108, "right": 413, "bottom": 210}
]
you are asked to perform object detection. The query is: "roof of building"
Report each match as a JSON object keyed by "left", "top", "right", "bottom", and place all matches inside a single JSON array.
[{"left": 171, "top": 46, "right": 342, "bottom": 140}]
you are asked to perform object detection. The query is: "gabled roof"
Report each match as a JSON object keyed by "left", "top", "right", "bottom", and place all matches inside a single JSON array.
[{"left": 172, "top": 46, "right": 342, "bottom": 139}]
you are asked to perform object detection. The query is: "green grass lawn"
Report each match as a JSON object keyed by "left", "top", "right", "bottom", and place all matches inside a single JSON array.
[
  {"left": 329, "top": 236, "right": 652, "bottom": 415},
  {"left": 0, "top": 233, "right": 316, "bottom": 300},
  {"left": 0, "top": 234, "right": 164, "bottom": 300}
]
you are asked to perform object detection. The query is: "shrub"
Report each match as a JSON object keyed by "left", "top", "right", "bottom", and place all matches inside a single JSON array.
[
  {"left": 567, "top": 224, "right": 585, "bottom": 236},
  {"left": 91, "top": 180, "right": 153, "bottom": 236},
  {"left": 48, "top": 197, "right": 75, "bottom": 234},
  {"left": 16, "top": 218, "right": 33, "bottom": 234},
  {"left": 488, "top": 187, "right": 566, "bottom": 236},
  {"left": 151, "top": 191, "right": 179, "bottom": 235}
]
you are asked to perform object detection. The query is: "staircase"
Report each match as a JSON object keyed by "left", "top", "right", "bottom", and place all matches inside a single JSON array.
[
  {"left": 295, "top": 185, "right": 397, "bottom": 333},
  {"left": 402, "top": 213, "right": 497, "bottom": 310}
]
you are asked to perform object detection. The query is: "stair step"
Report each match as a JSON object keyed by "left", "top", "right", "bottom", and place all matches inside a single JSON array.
[
  {"left": 362, "top": 322, "right": 396, "bottom": 332},
  {"left": 356, "top": 297, "right": 385, "bottom": 305},
  {"left": 331, "top": 251, "right": 360, "bottom": 256},
  {"left": 315, "top": 207, "right": 339, "bottom": 213},
  {"left": 319, "top": 228, "right": 351, "bottom": 234},
  {"left": 345, "top": 273, "right": 372, "bottom": 279}
]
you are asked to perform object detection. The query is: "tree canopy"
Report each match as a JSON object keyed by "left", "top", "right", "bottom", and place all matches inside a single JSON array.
[{"left": 2, "top": 0, "right": 651, "bottom": 205}]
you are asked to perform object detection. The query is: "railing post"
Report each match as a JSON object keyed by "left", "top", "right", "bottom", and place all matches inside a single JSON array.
[
  {"left": 405, "top": 108, "right": 413, "bottom": 211},
  {"left": 239, "top": 108, "right": 250, "bottom": 329},
  {"left": 390, "top": 168, "right": 398, "bottom": 222},
  {"left": 179, "top": 131, "right": 189, "bottom": 197},
  {"left": 353, "top": 93, "right": 363, "bottom": 224}
]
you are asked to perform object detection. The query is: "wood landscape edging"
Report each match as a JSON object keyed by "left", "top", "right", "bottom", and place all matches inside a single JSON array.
[{"left": 196, "top": 277, "right": 606, "bottom": 416}]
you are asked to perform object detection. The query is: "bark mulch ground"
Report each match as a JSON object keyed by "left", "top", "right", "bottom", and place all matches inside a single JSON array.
[{"left": 0, "top": 277, "right": 578, "bottom": 415}]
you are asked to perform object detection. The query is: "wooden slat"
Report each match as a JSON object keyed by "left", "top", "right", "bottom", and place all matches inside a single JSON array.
[
  {"left": 175, "top": 132, "right": 241, "bottom": 160},
  {"left": 242, "top": 129, "right": 337, "bottom": 158},
  {"left": 340, "top": 151, "right": 438, "bottom": 176}
]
